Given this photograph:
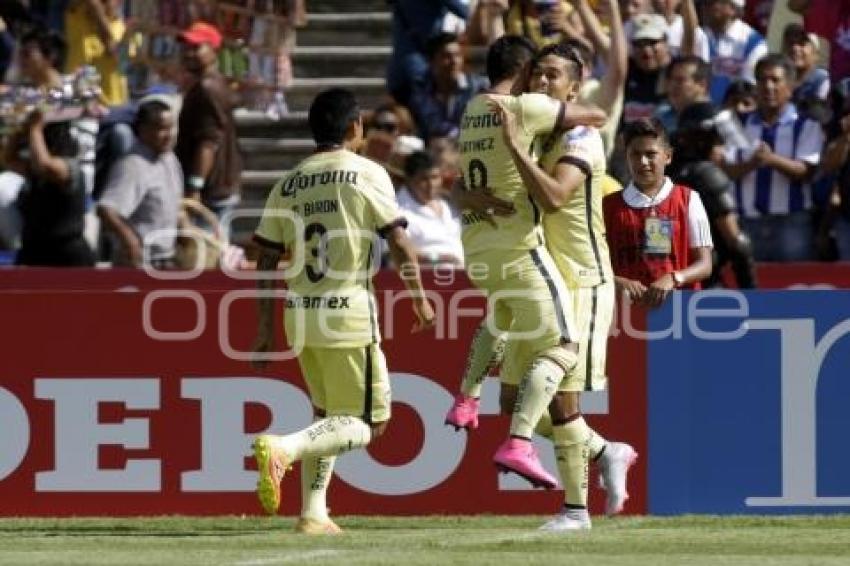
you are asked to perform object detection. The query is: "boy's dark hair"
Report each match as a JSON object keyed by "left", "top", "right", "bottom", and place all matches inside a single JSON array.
[
  {"left": 486, "top": 35, "right": 536, "bottom": 84},
  {"left": 20, "top": 27, "right": 66, "bottom": 70},
  {"left": 404, "top": 151, "right": 436, "bottom": 179},
  {"left": 622, "top": 117, "right": 670, "bottom": 149},
  {"left": 534, "top": 42, "right": 584, "bottom": 81},
  {"left": 308, "top": 88, "right": 360, "bottom": 146},
  {"left": 666, "top": 55, "right": 712, "bottom": 85},
  {"left": 133, "top": 100, "right": 172, "bottom": 134},
  {"left": 425, "top": 32, "right": 459, "bottom": 61},
  {"left": 722, "top": 79, "right": 757, "bottom": 105},
  {"left": 755, "top": 52, "right": 797, "bottom": 83}
]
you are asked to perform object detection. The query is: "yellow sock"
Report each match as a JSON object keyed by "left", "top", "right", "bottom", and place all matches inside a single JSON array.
[
  {"left": 460, "top": 322, "right": 505, "bottom": 398},
  {"left": 300, "top": 455, "right": 336, "bottom": 522},
  {"left": 510, "top": 357, "right": 562, "bottom": 439},
  {"left": 535, "top": 412, "right": 553, "bottom": 439},
  {"left": 274, "top": 415, "right": 371, "bottom": 461},
  {"left": 553, "top": 417, "right": 589, "bottom": 508}
]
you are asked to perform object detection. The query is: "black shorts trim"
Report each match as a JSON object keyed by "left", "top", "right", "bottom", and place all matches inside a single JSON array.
[
  {"left": 529, "top": 247, "right": 571, "bottom": 343},
  {"left": 585, "top": 286, "right": 598, "bottom": 391},
  {"left": 363, "top": 345, "right": 374, "bottom": 425}
]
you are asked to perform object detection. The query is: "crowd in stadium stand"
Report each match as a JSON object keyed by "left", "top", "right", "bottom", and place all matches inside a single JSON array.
[{"left": 0, "top": 0, "right": 849, "bottom": 273}]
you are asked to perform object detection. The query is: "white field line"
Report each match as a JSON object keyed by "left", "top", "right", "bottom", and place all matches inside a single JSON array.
[{"left": 234, "top": 549, "right": 342, "bottom": 566}]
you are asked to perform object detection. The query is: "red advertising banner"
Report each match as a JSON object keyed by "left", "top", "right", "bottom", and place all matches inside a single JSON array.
[{"left": 0, "top": 271, "right": 647, "bottom": 517}]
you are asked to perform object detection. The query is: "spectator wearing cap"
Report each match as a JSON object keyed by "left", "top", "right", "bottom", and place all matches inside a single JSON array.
[
  {"left": 654, "top": 55, "right": 711, "bottom": 134},
  {"left": 722, "top": 53, "right": 824, "bottom": 262},
  {"left": 627, "top": 0, "right": 709, "bottom": 61},
  {"left": 782, "top": 23, "right": 829, "bottom": 119},
  {"left": 407, "top": 32, "right": 487, "bottom": 142},
  {"left": 173, "top": 22, "right": 242, "bottom": 227},
  {"left": 789, "top": 0, "right": 850, "bottom": 85},
  {"left": 622, "top": 13, "right": 671, "bottom": 126},
  {"left": 701, "top": 0, "right": 767, "bottom": 105}
]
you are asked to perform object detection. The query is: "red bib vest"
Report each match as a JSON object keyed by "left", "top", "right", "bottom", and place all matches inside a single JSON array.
[{"left": 603, "top": 184, "right": 701, "bottom": 289}]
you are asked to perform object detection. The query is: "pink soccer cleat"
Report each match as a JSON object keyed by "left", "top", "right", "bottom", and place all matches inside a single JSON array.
[
  {"left": 444, "top": 394, "right": 480, "bottom": 431},
  {"left": 493, "top": 437, "right": 560, "bottom": 489}
]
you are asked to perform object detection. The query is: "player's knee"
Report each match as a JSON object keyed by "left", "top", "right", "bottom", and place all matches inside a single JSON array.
[
  {"left": 542, "top": 343, "right": 579, "bottom": 374},
  {"left": 499, "top": 385, "right": 517, "bottom": 415}
]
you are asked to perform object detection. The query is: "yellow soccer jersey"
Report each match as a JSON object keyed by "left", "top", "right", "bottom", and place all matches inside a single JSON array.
[
  {"left": 539, "top": 126, "right": 613, "bottom": 288},
  {"left": 458, "top": 92, "right": 563, "bottom": 256},
  {"left": 255, "top": 150, "right": 405, "bottom": 348}
]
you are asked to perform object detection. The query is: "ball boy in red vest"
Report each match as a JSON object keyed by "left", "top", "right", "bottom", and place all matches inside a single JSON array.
[{"left": 603, "top": 118, "right": 714, "bottom": 307}]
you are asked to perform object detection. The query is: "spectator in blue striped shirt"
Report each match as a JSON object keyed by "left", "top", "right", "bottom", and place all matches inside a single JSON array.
[{"left": 722, "top": 54, "right": 824, "bottom": 262}]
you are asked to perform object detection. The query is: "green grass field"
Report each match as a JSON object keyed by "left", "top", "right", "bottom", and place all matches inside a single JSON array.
[{"left": 2, "top": 515, "right": 849, "bottom": 566}]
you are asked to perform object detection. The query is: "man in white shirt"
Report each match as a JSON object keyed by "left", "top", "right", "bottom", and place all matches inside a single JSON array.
[{"left": 396, "top": 151, "right": 463, "bottom": 266}]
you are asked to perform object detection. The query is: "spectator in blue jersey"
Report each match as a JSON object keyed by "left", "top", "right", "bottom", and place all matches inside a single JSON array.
[
  {"left": 386, "top": 0, "right": 469, "bottom": 106},
  {"left": 782, "top": 24, "right": 829, "bottom": 121},
  {"left": 722, "top": 54, "right": 824, "bottom": 262},
  {"left": 701, "top": 0, "right": 767, "bottom": 105},
  {"left": 408, "top": 32, "right": 487, "bottom": 142}
]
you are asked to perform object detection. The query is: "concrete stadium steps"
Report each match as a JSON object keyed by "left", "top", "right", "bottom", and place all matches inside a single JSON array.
[
  {"left": 239, "top": 137, "right": 315, "bottom": 171},
  {"left": 308, "top": 0, "right": 389, "bottom": 14},
  {"left": 293, "top": 46, "right": 391, "bottom": 79},
  {"left": 298, "top": 12, "right": 392, "bottom": 47},
  {"left": 234, "top": 109, "right": 311, "bottom": 139},
  {"left": 284, "top": 77, "right": 389, "bottom": 112}
]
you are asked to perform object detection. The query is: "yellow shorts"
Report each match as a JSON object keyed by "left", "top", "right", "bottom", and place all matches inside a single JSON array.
[
  {"left": 467, "top": 246, "right": 576, "bottom": 385},
  {"left": 297, "top": 343, "right": 391, "bottom": 424},
  {"left": 502, "top": 280, "right": 614, "bottom": 392}
]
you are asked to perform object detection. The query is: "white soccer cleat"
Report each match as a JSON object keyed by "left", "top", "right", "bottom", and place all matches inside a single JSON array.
[
  {"left": 539, "top": 508, "right": 592, "bottom": 531},
  {"left": 597, "top": 441, "right": 638, "bottom": 516}
]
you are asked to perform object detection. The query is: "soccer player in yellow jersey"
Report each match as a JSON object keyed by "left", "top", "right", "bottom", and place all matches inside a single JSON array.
[
  {"left": 250, "top": 89, "right": 435, "bottom": 534},
  {"left": 451, "top": 35, "right": 607, "bottom": 489},
  {"left": 448, "top": 43, "right": 637, "bottom": 528}
]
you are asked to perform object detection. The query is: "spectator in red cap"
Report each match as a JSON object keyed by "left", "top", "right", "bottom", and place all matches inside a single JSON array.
[{"left": 174, "top": 21, "right": 242, "bottom": 232}]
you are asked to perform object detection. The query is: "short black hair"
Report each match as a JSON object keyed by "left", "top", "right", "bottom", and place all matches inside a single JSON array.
[
  {"left": 20, "top": 27, "right": 66, "bottom": 69},
  {"left": 308, "top": 88, "right": 360, "bottom": 146},
  {"left": 666, "top": 55, "right": 712, "bottom": 85},
  {"left": 425, "top": 32, "right": 459, "bottom": 61},
  {"left": 755, "top": 53, "right": 797, "bottom": 83},
  {"left": 722, "top": 79, "right": 756, "bottom": 105},
  {"left": 133, "top": 100, "right": 172, "bottom": 134},
  {"left": 404, "top": 151, "right": 436, "bottom": 179},
  {"left": 486, "top": 35, "right": 536, "bottom": 84},
  {"left": 622, "top": 118, "right": 670, "bottom": 149},
  {"left": 534, "top": 42, "right": 584, "bottom": 81}
]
